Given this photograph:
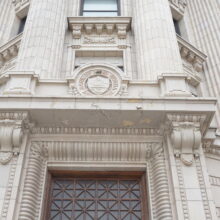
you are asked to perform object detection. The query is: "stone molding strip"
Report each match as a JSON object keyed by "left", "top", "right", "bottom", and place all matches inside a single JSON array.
[
  {"left": 1, "top": 156, "right": 18, "bottom": 219},
  {"left": 31, "top": 127, "right": 160, "bottom": 136},
  {"left": 195, "top": 158, "right": 212, "bottom": 220}
]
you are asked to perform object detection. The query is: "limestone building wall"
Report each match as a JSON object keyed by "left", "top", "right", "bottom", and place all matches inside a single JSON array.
[{"left": 0, "top": 0, "right": 220, "bottom": 220}]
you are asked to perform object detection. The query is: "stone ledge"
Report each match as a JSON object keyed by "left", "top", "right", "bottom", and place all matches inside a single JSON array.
[{"left": 68, "top": 16, "right": 132, "bottom": 39}]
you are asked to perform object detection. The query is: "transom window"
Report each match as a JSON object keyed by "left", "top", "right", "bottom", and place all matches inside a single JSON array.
[
  {"left": 47, "top": 172, "right": 147, "bottom": 220},
  {"left": 81, "top": 0, "right": 120, "bottom": 16}
]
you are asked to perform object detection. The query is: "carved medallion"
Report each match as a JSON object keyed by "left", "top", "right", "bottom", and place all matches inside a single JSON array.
[{"left": 74, "top": 66, "right": 121, "bottom": 96}]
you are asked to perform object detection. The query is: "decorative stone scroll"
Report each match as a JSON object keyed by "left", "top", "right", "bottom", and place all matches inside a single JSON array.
[
  {"left": 68, "top": 64, "right": 129, "bottom": 96},
  {"left": 0, "top": 112, "right": 29, "bottom": 164},
  {"left": 167, "top": 114, "right": 206, "bottom": 166}
]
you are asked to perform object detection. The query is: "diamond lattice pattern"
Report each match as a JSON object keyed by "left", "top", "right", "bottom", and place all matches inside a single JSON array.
[{"left": 49, "top": 177, "right": 144, "bottom": 220}]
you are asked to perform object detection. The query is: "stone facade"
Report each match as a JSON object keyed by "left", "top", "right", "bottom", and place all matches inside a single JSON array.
[{"left": 0, "top": 0, "right": 220, "bottom": 219}]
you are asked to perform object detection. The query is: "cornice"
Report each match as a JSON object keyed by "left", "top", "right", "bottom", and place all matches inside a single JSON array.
[
  {"left": 177, "top": 35, "right": 207, "bottom": 73},
  {"left": 68, "top": 16, "right": 131, "bottom": 39},
  {"left": 0, "top": 34, "right": 22, "bottom": 74}
]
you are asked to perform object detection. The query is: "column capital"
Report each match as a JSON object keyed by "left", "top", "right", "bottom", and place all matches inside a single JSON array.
[
  {"left": 166, "top": 114, "right": 206, "bottom": 166},
  {"left": 0, "top": 111, "right": 30, "bottom": 164}
]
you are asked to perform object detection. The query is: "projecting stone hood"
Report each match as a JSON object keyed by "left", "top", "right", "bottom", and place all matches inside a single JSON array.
[
  {"left": 0, "top": 97, "right": 216, "bottom": 133},
  {"left": 68, "top": 17, "right": 131, "bottom": 39}
]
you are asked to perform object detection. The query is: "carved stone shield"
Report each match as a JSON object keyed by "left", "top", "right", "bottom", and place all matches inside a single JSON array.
[{"left": 86, "top": 76, "right": 110, "bottom": 95}]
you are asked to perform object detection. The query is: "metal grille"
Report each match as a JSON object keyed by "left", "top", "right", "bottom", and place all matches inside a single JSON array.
[{"left": 49, "top": 176, "right": 146, "bottom": 220}]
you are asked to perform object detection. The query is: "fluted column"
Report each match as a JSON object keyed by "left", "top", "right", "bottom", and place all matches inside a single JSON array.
[
  {"left": 132, "top": 0, "right": 183, "bottom": 80},
  {"left": 0, "top": 0, "right": 13, "bottom": 44},
  {"left": 187, "top": 0, "right": 220, "bottom": 127},
  {"left": 16, "top": 0, "right": 67, "bottom": 79}
]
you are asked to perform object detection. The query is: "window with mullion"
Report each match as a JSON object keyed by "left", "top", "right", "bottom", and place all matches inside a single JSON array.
[{"left": 81, "top": 0, "right": 120, "bottom": 16}]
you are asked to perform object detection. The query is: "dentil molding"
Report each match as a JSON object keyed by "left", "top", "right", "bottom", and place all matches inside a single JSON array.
[{"left": 0, "top": 112, "right": 29, "bottom": 164}]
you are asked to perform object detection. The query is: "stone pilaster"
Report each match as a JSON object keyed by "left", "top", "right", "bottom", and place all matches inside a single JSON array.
[
  {"left": 18, "top": 142, "right": 48, "bottom": 220},
  {"left": 16, "top": 0, "right": 67, "bottom": 79},
  {"left": 148, "top": 144, "right": 173, "bottom": 220},
  {"left": 132, "top": 0, "right": 183, "bottom": 80}
]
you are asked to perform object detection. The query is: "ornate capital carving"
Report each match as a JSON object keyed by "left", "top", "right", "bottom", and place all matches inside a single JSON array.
[
  {"left": 0, "top": 112, "right": 29, "bottom": 164},
  {"left": 30, "top": 142, "right": 48, "bottom": 160},
  {"left": 167, "top": 114, "right": 206, "bottom": 166}
]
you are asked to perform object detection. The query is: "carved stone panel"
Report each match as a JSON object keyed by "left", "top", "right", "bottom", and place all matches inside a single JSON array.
[{"left": 68, "top": 64, "right": 129, "bottom": 96}]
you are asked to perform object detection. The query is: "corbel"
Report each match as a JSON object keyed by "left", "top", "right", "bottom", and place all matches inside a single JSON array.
[
  {"left": 95, "top": 24, "right": 103, "bottom": 35},
  {"left": 106, "top": 24, "right": 114, "bottom": 34},
  {"left": 0, "top": 112, "right": 29, "bottom": 165},
  {"left": 84, "top": 24, "right": 93, "bottom": 34},
  {"left": 167, "top": 114, "right": 206, "bottom": 166},
  {"left": 71, "top": 24, "right": 82, "bottom": 39},
  {"left": 193, "top": 56, "right": 203, "bottom": 72},
  {"left": 116, "top": 24, "right": 127, "bottom": 39}
]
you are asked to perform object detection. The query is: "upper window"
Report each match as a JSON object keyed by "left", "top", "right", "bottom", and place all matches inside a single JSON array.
[
  {"left": 173, "top": 19, "right": 181, "bottom": 36},
  {"left": 17, "top": 16, "right": 27, "bottom": 34},
  {"left": 81, "top": 0, "right": 120, "bottom": 16}
]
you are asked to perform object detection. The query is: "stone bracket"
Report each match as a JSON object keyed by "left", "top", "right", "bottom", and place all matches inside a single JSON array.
[
  {"left": 167, "top": 114, "right": 206, "bottom": 166},
  {"left": 0, "top": 112, "right": 29, "bottom": 164}
]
